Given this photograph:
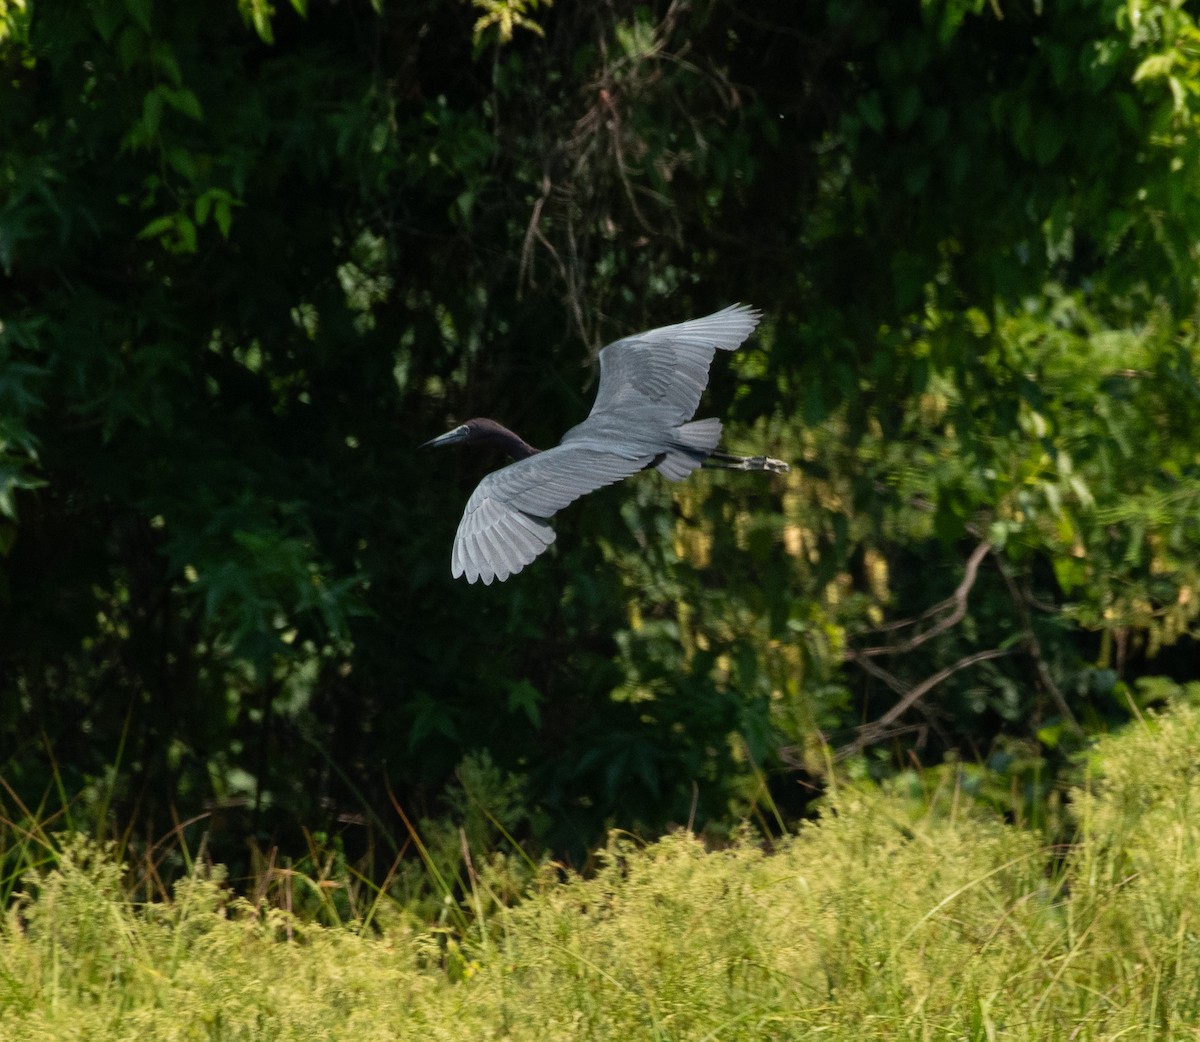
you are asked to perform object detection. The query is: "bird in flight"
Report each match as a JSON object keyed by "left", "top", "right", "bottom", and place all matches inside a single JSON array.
[{"left": 423, "top": 304, "right": 788, "bottom": 584}]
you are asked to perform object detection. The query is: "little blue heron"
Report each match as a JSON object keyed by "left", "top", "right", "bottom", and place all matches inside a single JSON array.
[{"left": 423, "top": 304, "right": 788, "bottom": 584}]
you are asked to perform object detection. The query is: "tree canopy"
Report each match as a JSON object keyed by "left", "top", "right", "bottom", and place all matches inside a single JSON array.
[{"left": 2, "top": 0, "right": 1198, "bottom": 872}]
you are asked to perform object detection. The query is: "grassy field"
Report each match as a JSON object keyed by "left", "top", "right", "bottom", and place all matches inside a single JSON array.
[{"left": 3, "top": 698, "right": 1200, "bottom": 1041}]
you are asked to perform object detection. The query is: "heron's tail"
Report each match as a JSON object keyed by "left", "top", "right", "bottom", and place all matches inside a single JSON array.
[
  {"left": 704, "top": 449, "right": 790, "bottom": 474},
  {"left": 656, "top": 418, "right": 724, "bottom": 481}
]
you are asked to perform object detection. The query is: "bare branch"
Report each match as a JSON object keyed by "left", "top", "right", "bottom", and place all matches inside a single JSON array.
[
  {"left": 993, "top": 552, "right": 1085, "bottom": 737},
  {"left": 517, "top": 173, "right": 554, "bottom": 296},
  {"left": 841, "top": 647, "right": 1015, "bottom": 758},
  {"left": 849, "top": 540, "right": 992, "bottom": 660}
]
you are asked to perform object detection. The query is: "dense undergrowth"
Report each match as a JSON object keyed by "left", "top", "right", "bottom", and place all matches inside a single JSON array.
[
  {"left": 6, "top": 0, "right": 1200, "bottom": 874},
  {"left": 4, "top": 690, "right": 1200, "bottom": 1041}
]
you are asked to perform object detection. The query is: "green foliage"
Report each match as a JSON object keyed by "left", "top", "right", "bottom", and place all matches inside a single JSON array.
[
  {"left": 1, "top": 0, "right": 1199, "bottom": 875},
  {"left": 6, "top": 700, "right": 1200, "bottom": 1038},
  {"left": 394, "top": 750, "right": 538, "bottom": 924},
  {"left": 470, "top": 0, "right": 553, "bottom": 47}
]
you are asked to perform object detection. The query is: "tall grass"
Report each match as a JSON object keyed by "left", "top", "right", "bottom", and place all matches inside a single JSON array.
[{"left": 3, "top": 697, "right": 1200, "bottom": 1040}]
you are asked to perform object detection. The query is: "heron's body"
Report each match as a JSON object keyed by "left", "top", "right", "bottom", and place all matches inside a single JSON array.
[{"left": 424, "top": 304, "right": 787, "bottom": 584}]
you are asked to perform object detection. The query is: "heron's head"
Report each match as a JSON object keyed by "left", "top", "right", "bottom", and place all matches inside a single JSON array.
[{"left": 420, "top": 418, "right": 539, "bottom": 459}]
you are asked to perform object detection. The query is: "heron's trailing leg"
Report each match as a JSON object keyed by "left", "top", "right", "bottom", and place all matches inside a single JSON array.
[{"left": 705, "top": 449, "right": 790, "bottom": 474}]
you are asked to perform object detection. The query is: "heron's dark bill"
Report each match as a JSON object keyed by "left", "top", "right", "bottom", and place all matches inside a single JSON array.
[{"left": 420, "top": 424, "right": 469, "bottom": 449}]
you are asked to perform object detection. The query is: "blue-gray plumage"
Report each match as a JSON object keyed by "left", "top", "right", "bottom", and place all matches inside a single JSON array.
[{"left": 422, "top": 304, "right": 788, "bottom": 584}]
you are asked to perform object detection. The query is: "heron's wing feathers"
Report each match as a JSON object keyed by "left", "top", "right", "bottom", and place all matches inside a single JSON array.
[
  {"left": 452, "top": 444, "right": 653, "bottom": 585},
  {"left": 451, "top": 497, "right": 556, "bottom": 587},
  {"left": 589, "top": 304, "right": 761, "bottom": 426}
]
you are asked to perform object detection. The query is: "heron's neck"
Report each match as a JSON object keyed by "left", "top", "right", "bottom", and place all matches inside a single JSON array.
[
  {"left": 473, "top": 419, "right": 539, "bottom": 460},
  {"left": 500, "top": 432, "right": 540, "bottom": 460}
]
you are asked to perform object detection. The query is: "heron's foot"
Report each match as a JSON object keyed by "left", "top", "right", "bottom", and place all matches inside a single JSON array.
[
  {"left": 741, "top": 455, "right": 790, "bottom": 474},
  {"left": 704, "top": 451, "right": 790, "bottom": 474}
]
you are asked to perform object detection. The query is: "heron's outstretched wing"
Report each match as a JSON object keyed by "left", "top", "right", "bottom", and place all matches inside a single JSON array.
[
  {"left": 452, "top": 444, "right": 654, "bottom": 585},
  {"left": 587, "top": 304, "right": 761, "bottom": 427}
]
